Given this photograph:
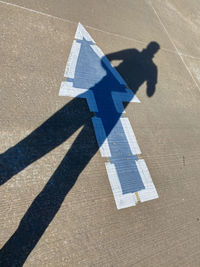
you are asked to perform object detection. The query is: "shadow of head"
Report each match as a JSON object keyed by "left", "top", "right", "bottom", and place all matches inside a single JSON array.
[{"left": 144, "top": 41, "right": 160, "bottom": 59}]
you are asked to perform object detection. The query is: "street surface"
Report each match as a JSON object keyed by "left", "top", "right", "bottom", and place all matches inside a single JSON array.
[{"left": 1, "top": 0, "right": 200, "bottom": 266}]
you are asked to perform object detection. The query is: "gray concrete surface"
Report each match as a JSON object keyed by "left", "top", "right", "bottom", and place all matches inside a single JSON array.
[{"left": 1, "top": 0, "right": 200, "bottom": 266}]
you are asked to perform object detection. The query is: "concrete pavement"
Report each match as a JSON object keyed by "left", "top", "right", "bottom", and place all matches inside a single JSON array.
[{"left": 1, "top": 0, "right": 200, "bottom": 266}]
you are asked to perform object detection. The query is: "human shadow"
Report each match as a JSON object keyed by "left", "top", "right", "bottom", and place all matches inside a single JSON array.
[
  {"left": 107, "top": 41, "right": 160, "bottom": 97},
  {"left": 0, "top": 42, "right": 159, "bottom": 266}
]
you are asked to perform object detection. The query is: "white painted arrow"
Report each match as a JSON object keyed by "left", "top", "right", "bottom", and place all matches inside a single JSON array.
[{"left": 59, "top": 23, "right": 158, "bottom": 209}]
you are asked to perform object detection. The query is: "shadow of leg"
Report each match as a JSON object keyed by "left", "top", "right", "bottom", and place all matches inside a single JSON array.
[
  {"left": 0, "top": 98, "right": 91, "bottom": 186},
  {"left": 0, "top": 122, "right": 98, "bottom": 266}
]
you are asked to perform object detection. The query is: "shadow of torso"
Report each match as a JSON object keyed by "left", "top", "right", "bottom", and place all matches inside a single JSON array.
[{"left": 107, "top": 47, "right": 158, "bottom": 97}]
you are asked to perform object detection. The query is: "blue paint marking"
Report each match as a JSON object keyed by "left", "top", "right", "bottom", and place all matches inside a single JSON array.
[{"left": 68, "top": 37, "right": 145, "bottom": 194}]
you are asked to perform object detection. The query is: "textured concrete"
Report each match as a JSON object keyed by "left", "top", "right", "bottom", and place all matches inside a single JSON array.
[{"left": 1, "top": 0, "right": 200, "bottom": 266}]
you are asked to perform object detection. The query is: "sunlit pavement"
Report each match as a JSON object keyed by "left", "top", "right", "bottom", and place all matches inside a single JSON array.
[{"left": 1, "top": 0, "right": 200, "bottom": 266}]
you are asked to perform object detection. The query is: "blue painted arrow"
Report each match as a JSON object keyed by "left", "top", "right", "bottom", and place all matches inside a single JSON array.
[
  {"left": 60, "top": 23, "right": 158, "bottom": 208},
  {"left": 61, "top": 24, "right": 144, "bottom": 194}
]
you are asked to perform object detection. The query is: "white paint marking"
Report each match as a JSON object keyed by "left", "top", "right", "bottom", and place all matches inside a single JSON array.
[
  {"left": 60, "top": 22, "right": 159, "bottom": 209},
  {"left": 136, "top": 159, "right": 159, "bottom": 202},
  {"left": 111, "top": 89, "right": 140, "bottom": 113},
  {"left": 120, "top": 117, "right": 141, "bottom": 155},
  {"left": 59, "top": 81, "right": 87, "bottom": 96},
  {"left": 64, "top": 41, "right": 81, "bottom": 79},
  {"left": 75, "top": 22, "right": 95, "bottom": 43},
  {"left": 59, "top": 81, "right": 98, "bottom": 112},
  {"left": 92, "top": 117, "right": 111, "bottom": 157},
  {"left": 105, "top": 162, "right": 138, "bottom": 209},
  {"left": 124, "top": 88, "right": 141, "bottom": 103}
]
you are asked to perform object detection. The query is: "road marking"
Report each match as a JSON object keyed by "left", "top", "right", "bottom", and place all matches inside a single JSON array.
[
  {"left": 59, "top": 22, "right": 158, "bottom": 209},
  {"left": 136, "top": 159, "right": 158, "bottom": 202},
  {"left": 92, "top": 117, "right": 111, "bottom": 157},
  {"left": 64, "top": 41, "right": 81, "bottom": 79},
  {"left": 120, "top": 118, "right": 141, "bottom": 155},
  {"left": 111, "top": 90, "right": 140, "bottom": 114},
  {"left": 105, "top": 162, "right": 138, "bottom": 209},
  {"left": 60, "top": 81, "right": 98, "bottom": 112}
]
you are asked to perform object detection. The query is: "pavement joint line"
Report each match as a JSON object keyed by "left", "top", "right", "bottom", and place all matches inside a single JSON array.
[
  {"left": 1, "top": 0, "right": 200, "bottom": 60},
  {"left": 135, "top": 192, "right": 140, "bottom": 202},
  {"left": 180, "top": 54, "right": 200, "bottom": 60},
  {"left": 147, "top": 0, "right": 200, "bottom": 92}
]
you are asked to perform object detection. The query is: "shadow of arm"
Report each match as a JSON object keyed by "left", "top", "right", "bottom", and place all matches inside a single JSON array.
[{"left": 146, "top": 65, "right": 158, "bottom": 97}]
